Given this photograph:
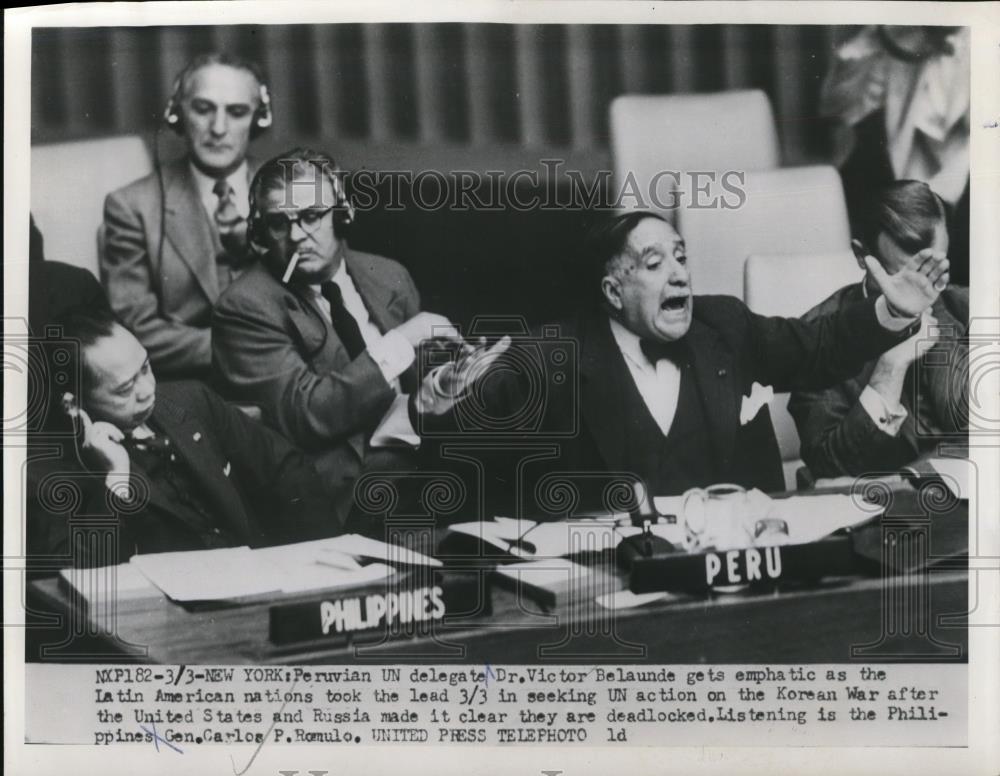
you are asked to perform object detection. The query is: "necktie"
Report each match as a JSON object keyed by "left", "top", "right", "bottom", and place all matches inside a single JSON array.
[
  {"left": 124, "top": 427, "right": 175, "bottom": 463},
  {"left": 212, "top": 178, "right": 248, "bottom": 264},
  {"left": 640, "top": 338, "right": 688, "bottom": 368},
  {"left": 320, "top": 280, "right": 367, "bottom": 360}
]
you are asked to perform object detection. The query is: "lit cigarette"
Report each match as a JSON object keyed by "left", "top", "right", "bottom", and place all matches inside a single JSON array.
[{"left": 281, "top": 251, "right": 301, "bottom": 284}]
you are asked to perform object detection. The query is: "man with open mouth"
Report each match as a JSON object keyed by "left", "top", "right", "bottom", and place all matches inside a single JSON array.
[{"left": 462, "top": 209, "right": 949, "bottom": 512}]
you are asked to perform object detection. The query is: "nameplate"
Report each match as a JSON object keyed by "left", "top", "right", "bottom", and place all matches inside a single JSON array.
[
  {"left": 628, "top": 536, "right": 856, "bottom": 593},
  {"left": 268, "top": 572, "right": 485, "bottom": 647}
]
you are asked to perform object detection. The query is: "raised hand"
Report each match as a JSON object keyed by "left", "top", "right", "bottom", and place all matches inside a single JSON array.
[
  {"left": 414, "top": 336, "right": 512, "bottom": 416},
  {"left": 866, "top": 248, "right": 949, "bottom": 319}
]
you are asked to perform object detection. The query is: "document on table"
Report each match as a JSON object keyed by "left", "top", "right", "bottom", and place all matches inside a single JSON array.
[
  {"left": 324, "top": 533, "right": 442, "bottom": 567},
  {"left": 768, "top": 494, "right": 884, "bottom": 545},
  {"left": 129, "top": 536, "right": 420, "bottom": 602},
  {"left": 494, "top": 557, "right": 591, "bottom": 586},
  {"left": 448, "top": 517, "right": 535, "bottom": 552},
  {"left": 59, "top": 562, "right": 160, "bottom": 601},
  {"left": 250, "top": 542, "right": 392, "bottom": 595},
  {"left": 450, "top": 517, "right": 624, "bottom": 557},
  {"left": 131, "top": 547, "right": 278, "bottom": 601},
  {"left": 595, "top": 589, "right": 673, "bottom": 610}
]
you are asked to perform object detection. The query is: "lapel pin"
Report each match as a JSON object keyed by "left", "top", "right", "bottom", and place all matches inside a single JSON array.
[
  {"left": 717, "top": 368, "right": 728, "bottom": 378},
  {"left": 192, "top": 432, "right": 202, "bottom": 442}
]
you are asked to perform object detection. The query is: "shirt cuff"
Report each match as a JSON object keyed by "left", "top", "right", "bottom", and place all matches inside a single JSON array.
[
  {"left": 859, "top": 385, "right": 908, "bottom": 436},
  {"left": 370, "top": 393, "right": 421, "bottom": 449},
  {"left": 367, "top": 329, "right": 416, "bottom": 384},
  {"left": 874, "top": 295, "right": 918, "bottom": 332},
  {"left": 104, "top": 469, "right": 142, "bottom": 506}
]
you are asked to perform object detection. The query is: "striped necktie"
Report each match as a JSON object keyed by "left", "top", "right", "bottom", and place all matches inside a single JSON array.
[{"left": 212, "top": 177, "right": 248, "bottom": 264}]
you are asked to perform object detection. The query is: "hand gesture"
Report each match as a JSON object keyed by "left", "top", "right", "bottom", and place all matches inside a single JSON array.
[
  {"left": 393, "top": 312, "right": 460, "bottom": 348},
  {"left": 414, "top": 336, "right": 512, "bottom": 416},
  {"left": 866, "top": 248, "right": 949, "bottom": 319}
]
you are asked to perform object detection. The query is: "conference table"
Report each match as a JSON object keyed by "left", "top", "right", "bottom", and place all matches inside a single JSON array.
[{"left": 26, "top": 482, "right": 969, "bottom": 665}]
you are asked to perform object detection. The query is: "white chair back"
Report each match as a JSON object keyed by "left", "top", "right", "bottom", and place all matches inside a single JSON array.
[
  {"left": 610, "top": 89, "right": 780, "bottom": 221},
  {"left": 744, "top": 250, "right": 865, "bottom": 489},
  {"left": 678, "top": 165, "right": 852, "bottom": 299},
  {"left": 30, "top": 135, "right": 153, "bottom": 276}
]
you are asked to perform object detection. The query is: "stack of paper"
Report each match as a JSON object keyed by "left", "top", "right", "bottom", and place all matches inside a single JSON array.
[
  {"left": 450, "top": 517, "right": 624, "bottom": 557},
  {"left": 131, "top": 547, "right": 281, "bottom": 601},
  {"left": 323, "top": 533, "right": 442, "bottom": 567},
  {"left": 124, "top": 534, "right": 440, "bottom": 603},
  {"left": 494, "top": 557, "right": 591, "bottom": 586},
  {"left": 59, "top": 562, "right": 159, "bottom": 603},
  {"left": 768, "top": 493, "right": 883, "bottom": 545}
]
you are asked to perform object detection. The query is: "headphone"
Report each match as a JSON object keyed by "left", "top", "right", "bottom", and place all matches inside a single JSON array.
[
  {"left": 162, "top": 54, "right": 273, "bottom": 138},
  {"left": 246, "top": 152, "right": 356, "bottom": 252}
]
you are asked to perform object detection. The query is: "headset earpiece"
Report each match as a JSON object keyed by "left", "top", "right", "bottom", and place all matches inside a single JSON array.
[
  {"left": 161, "top": 63, "right": 273, "bottom": 138},
  {"left": 331, "top": 173, "right": 355, "bottom": 232},
  {"left": 253, "top": 84, "right": 273, "bottom": 133},
  {"left": 163, "top": 74, "right": 185, "bottom": 135}
]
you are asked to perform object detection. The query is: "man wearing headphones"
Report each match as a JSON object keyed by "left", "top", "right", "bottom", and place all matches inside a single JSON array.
[
  {"left": 101, "top": 53, "right": 272, "bottom": 378},
  {"left": 212, "top": 148, "right": 508, "bottom": 525}
]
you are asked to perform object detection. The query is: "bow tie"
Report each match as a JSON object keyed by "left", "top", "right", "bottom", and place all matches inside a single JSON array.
[{"left": 640, "top": 338, "right": 688, "bottom": 367}]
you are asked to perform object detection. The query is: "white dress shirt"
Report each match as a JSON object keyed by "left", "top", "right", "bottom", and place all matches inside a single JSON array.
[
  {"left": 607, "top": 295, "right": 915, "bottom": 439},
  {"left": 310, "top": 261, "right": 419, "bottom": 448},
  {"left": 608, "top": 317, "right": 682, "bottom": 436},
  {"left": 308, "top": 260, "right": 415, "bottom": 387},
  {"left": 189, "top": 160, "right": 251, "bottom": 221},
  {"left": 860, "top": 287, "right": 914, "bottom": 436}
]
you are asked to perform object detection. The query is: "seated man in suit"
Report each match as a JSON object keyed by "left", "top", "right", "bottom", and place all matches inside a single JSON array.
[
  {"left": 27, "top": 307, "right": 338, "bottom": 568},
  {"left": 102, "top": 52, "right": 272, "bottom": 378},
  {"left": 470, "top": 210, "right": 949, "bottom": 506},
  {"left": 789, "top": 180, "right": 968, "bottom": 478},
  {"left": 212, "top": 148, "right": 506, "bottom": 523}
]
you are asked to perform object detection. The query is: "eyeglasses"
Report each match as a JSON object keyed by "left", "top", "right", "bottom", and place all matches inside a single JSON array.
[{"left": 260, "top": 206, "right": 334, "bottom": 239}]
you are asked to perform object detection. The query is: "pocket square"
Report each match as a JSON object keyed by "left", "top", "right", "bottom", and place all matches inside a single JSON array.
[
  {"left": 223, "top": 461, "right": 232, "bottom": 477},
  {"left": 740, "top": 382, "right": 774, "bottom": 426}
]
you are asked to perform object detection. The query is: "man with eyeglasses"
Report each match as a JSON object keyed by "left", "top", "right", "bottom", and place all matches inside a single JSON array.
[{"left": 212, "top": 148, "right": 507, "bottom": 526}]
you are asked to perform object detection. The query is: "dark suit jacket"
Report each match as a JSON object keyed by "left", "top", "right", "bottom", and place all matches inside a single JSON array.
[
  {"left": 789, "top": 283, "right": 969, "bottom": 478},
  {"left": 442, "top": 295, "right": 917, "bottom": 508},
  {"left": 28, "top": 260, "right": 109, "bottom": 337},
  {"left": 27, "top": 381, "right": 336, "bottom": 568},
  {"left": 101, "top": 157, "right": 255, "bottom": 376},
  {"left": 211, "top": 250, "right": 421, "bottom": 520}
]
